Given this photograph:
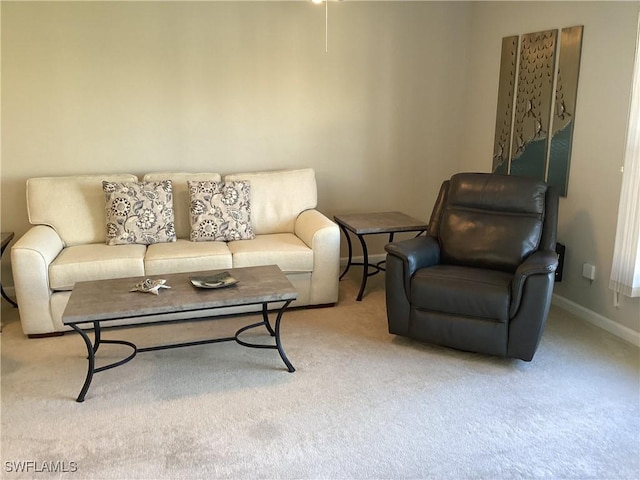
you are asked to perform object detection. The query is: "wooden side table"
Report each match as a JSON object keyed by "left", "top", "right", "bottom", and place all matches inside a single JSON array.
[
  {"left": 334, "top": 212, "right": 428, "bottom": 301},
  {"left": 1, "top": 232, "right": 18, "bottom": 307}
]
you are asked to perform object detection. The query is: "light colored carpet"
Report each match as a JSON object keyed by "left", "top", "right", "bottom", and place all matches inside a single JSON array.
[{"left": 1, "top": 273, "right": 639, "bottom": 479}]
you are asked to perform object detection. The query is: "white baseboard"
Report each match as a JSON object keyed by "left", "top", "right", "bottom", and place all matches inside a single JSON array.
[{"left": 552, "top": 294, "right": 640, "bottom": 347}]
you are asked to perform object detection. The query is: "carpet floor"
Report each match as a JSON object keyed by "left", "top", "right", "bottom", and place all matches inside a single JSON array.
[{"left": 1, "top": 273, "right": 638, "bottom": 479}]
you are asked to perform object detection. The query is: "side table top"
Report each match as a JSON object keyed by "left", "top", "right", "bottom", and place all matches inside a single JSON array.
[
  {"left": 333, "top": 212, "right": 428, "bottom": 235},
  {"left": 1, "top": 232, "right": 15, "bottom": 249}
]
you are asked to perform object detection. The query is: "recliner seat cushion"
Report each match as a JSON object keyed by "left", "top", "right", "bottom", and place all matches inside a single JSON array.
[{"left": 411, "top": 265, "right": 512, "bottom": 323}]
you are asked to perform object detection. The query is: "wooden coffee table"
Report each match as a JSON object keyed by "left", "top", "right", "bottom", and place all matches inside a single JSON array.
[
  {"left": 334, "top": 212, "right": 428, "bottom": 301},
  {"left": 63, "top": 265, "right": 297, "bottom": 402}
]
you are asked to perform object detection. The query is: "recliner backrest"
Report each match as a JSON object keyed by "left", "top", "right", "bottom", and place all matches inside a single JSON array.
[{"left": 435, "top": 173, "right": 548, "bottom": 273}]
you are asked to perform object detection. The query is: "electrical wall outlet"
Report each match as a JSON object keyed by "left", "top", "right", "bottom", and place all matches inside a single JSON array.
[{"left": 582, "top": 263, "right": 596, "bottom": 280}]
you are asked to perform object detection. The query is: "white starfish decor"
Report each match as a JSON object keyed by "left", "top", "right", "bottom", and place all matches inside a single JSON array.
[{"left": 130, "top": 278, "right": 171, "bottom": 295}]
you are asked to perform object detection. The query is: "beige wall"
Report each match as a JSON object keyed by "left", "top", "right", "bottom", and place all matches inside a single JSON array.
[
  {"left": 2, "top": 1, "right": 638, "bottom": 335},
  {"left": 461, "top": 1, "right": 640, "bottom": 334},
  {"left": 1, "top": 0, "right": 468, "bottom": 263}
]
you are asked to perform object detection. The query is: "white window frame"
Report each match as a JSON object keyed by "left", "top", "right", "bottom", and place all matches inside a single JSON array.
[{"left": 610, "top": 12, "right": 640, "bottom": 304}]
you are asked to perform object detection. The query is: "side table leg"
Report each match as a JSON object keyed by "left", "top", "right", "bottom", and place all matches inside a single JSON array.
[
  {"left": 338, "top": 223, "right": 353, "bottom": 280},
  {"left": 356, "top": 233, "right": 369, "bottom": 301}
]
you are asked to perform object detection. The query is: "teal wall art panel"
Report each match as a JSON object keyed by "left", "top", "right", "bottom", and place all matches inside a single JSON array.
[
  {"left": 509, "top": 29, "right": 558, "bottom": 180},
  {"left": 492, "top": 26, "right": 583, "bottom": 197},
  {"left": 492, "top": 35, "right": 519, "bottom": 175},
  {"left": 547, "top": 26, "right": 584, "bottom": 197}
]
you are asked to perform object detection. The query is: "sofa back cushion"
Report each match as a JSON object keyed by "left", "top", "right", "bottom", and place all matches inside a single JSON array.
[
  {"left": 438, "top": 173, "right": 547, "bottom": 273},
  {"left": 27, "top": 174, "right": 138, "bottom": 246},
  {"left": 224, "top": 169, "right": 317, "bottom": 235},
  {"left": 143, "top": 172, "right": 222, "bottom": 240}
]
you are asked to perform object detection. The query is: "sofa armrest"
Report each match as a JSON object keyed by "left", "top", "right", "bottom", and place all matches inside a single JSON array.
[
  {"left": 510, "top": 250, "right": 558, "bottom": 318},
  {"left": 11, "top": 225, "right": 64, "bottom": 335},
  {"left": 294, "top": 209, "right": 340, "bottom": 304}
]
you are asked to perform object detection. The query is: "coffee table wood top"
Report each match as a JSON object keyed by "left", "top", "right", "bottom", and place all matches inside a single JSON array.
[
  {"left": 62, "top": 265, "right": 297, "bottom": 325},
  {"left": 333, "top": 211, "right": 428, "bottom": 235}
]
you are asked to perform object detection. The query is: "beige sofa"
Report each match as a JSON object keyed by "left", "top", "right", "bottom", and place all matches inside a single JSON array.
[{"left": 11, "top": 168, "right": 340, "bottom": 336}]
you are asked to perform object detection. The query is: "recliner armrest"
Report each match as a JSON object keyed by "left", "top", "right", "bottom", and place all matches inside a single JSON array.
[
  {"left": 510, "top": 250, "right": 559, "bottom": 317},
  {"left": 385, "top": 236, "right": 440, "bottom": 278},
  {"left": 384, "top": 236, "right": 440, "bottom": 322},
  {"left": 514, "top": 249, "right": 559, "bottom": 278}
]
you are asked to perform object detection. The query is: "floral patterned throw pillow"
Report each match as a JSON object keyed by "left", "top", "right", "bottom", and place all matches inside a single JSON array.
[
  {"left": 103, "top": 181, "right": 176, "bottom": 245},
  {"left": 188, "top": 180, "right": 255, "bottom": 242}
]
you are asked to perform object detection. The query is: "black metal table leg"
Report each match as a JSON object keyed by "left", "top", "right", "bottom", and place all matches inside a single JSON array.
[
  {"left": 338, "top": 227, "right": 387, "bottom": 301},
  {"left": 70, "top": 323, "right": 97, "bottom": 403},
  {"left": 333, "top": 213, "right": 429, "bottom": 301},
  {"left": 71, "top": 321, "right": 137, "bottom": 402},
  {"left": 274, "top": 300, "right": 295, "bottom": 372},
  {"left": 262, "top": 303, "right": 276, "bottom": 336},
  {"left": 70, "top": 299, "right": 296, "bottom": 401},
  {"left": 93, "top": 321, "right": 102, "bottom": 354},
  {"left": 234, "top": 301, "right": 295, "bottom": 372},
  {"left": 338, "top": 223, "right": 353, "bottom": 280},
  {"left": 355, "top": 233, "right": 370, "bottom": 301}
]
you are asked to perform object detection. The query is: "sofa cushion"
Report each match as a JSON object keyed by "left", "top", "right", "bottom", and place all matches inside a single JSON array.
[
  {"left": 142, "top": 172, "right": 222, "bottom": 240},
  {"left": 103, "top": 180, "right": 177, "bottom": 245},
  {"left": 27, "top": 174, "right": 138, "bottom": 246},
  {"left": 188, "top": 180, "right": 255, "bottom": 242},
  {"left": 224, "top": 168, "right": 317, "bottom": 235},
  {"left": 144, "top": 239, "right": 233, "bottom": 275},
  {"left": 49, "top": 244, "right": 146, "bottom": 290},
  {"left": 228, "top": 233, "right": 314, "bottom": 272}
]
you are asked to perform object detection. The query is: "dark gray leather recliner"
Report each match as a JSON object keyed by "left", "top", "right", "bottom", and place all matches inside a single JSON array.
[{"left": 384, "top": 172, "right": 559, "bottom": 361}]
